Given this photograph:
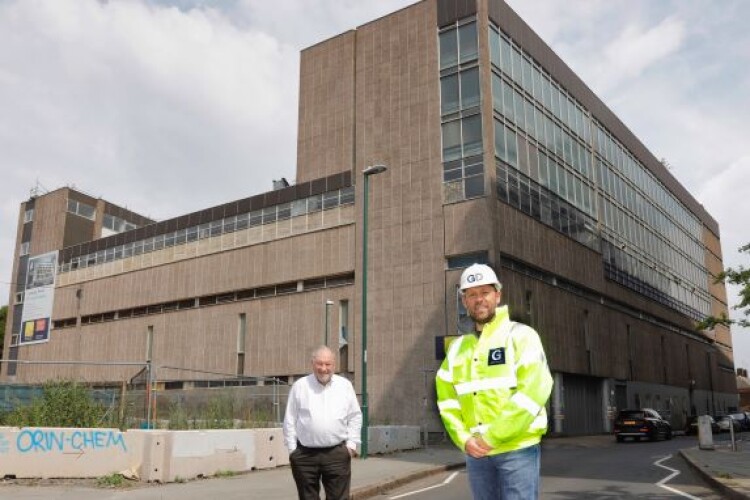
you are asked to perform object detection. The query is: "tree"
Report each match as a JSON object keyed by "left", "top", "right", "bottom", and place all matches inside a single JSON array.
[{"left": 698, "top": 243, "right": 750, "bottom": 330}]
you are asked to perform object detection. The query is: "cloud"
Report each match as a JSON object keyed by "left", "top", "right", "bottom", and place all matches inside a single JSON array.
[{"left": 597, "top": 17, "right": 685, "bottom": 90}]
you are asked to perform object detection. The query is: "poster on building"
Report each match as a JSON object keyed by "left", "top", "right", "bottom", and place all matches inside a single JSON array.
[{"left": 19, "top": 250, "right": 58, "bottom": 345}]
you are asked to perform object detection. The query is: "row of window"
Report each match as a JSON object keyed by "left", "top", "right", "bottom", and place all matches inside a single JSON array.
[
  {"left": 67, "top": 199, "right": 96, "bottom": 221},
  {"left": 496, "top": 161, "right": 599, "bottom": 252},
  {"left": 501, "top": 255, "right": 705, "bottom": 342},
  {"left": 488, "top": 21, "right": 709, "bottom": 314},
  {"left": 493, "top": 75, "right": 706, "bottom": 308},
  {"left": 103, "top": 213, "right": 138, "bottom": 234},
  {"left": 440, "top": 19, "right": 484, "bottom": 204},
  {"left": 490, "top": 25, "right": 591, "bottom": 150},
  {"left": 597, "top": 154, "right": 704, "bottom": 269},
  {"left": 602, "top": 239, "right": 709, "bottom": 319},
  {"left": 59, "top": 187, "right": 354, "bottom": 273},
  {"left": 490, "top": 20, "right": 704, "bottom": 237},
  {"left": 594, "top": 122, "right": 701, "bottom": 239},
  {"left": 494, "top": 120, "right": 595, "bottom": 218},
  {"left": 492, "top": 73, "right": 593, "bottom": 183},
  {"left": 439, "top": 21, "right": 478, "bottom": 70},
  {"left": 53, "top": 273, "right": 355, "bottom": 329},
  {"left": 600, "top": 198, "right": 706, "bottom": 291},
  {"left": 603, "top": 261, "right": 705, "bottom": 321}
]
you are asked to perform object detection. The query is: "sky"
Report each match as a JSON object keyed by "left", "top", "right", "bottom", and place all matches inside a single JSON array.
[{"left": 0, "top": 0, "right": 748, "bottom": 369}]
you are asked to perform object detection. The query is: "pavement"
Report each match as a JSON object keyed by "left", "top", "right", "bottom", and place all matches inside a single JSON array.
[
  {"left": 0, "top": 436, "right": 748, "bottom": 499},
  {"left": 680, "top": 438, "right": 750, "bottom": 500}
]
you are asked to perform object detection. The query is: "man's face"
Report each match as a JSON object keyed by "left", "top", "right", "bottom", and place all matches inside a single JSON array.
[
  {"left": 312, "top": 350, "right": 335, "bottom": 385},
  {"left": 462, "top": 284, "right": 501, "bottom": 325}
]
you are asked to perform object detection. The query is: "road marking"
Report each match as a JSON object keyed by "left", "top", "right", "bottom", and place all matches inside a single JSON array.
[
  {"left": 654, "top": 455, "right": 701, "bottom": 499},
  {"left": 389, "top": 470, "right": 460, "bottom": 499}
]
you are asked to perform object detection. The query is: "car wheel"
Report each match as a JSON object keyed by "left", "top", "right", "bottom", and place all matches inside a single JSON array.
[
  {"left": 665, "top": 428, "right": 673, "bottom": 440},
  {"left": 616, "top": 435, "right": 624, "bottom": 443}
]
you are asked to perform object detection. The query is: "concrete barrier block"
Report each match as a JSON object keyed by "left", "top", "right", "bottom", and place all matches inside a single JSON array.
[
  {"left": 253, "top": 428, "right": 282, "bottom": 469},
  {"left": 0, "top": 427, "right": 143, "bottom": 479},
  {"left": 166, "top": 429, "right": 256, "bottom": 481},
  {"left": 139, "top": 431, "right": 169, "bottom": 482},
  {"left": 368, "top": 427, "right": 392, "bottom": 455},
  {"left": 394, "top": 426, "right": 420, "bottom": 450}
]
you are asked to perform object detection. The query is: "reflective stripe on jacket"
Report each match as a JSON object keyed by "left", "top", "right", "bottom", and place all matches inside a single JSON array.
[{"left": 436, "top": 305, "right": 553, "bottom": 455}]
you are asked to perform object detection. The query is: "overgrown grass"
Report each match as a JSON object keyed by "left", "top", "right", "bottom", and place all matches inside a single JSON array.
[
  {"left": 1, "top": 381, "right": 107, "bottom": 428},
  {"left": 164, "top": 391, "right": 278, "bottom": 430}
]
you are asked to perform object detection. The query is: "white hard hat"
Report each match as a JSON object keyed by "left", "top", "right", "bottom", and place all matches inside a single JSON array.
[{"left": 460, "top": 263, "right": 502, "bottom": 291}]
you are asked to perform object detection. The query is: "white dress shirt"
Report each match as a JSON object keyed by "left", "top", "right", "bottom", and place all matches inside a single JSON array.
[{"left": 283, "top": 374, "right": 362, "bottom": 452}]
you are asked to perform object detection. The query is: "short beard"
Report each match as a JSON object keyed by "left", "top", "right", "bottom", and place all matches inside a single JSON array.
[{"left": 470, "top": 311, "right": 496, "bottom": 326}]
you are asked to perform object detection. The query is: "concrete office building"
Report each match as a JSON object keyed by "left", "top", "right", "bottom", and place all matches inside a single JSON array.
[{"left": 2, "top": 0, "right": 738, "bottom": 434}]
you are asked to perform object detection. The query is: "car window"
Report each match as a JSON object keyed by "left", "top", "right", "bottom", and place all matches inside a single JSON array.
[{"left": 618, "top": 411, "right": 645, "bottom": 419}]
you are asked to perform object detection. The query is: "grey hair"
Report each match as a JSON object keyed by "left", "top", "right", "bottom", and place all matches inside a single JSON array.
[{"left": 311, "top": 345, "right": 334, "bottom": 361}]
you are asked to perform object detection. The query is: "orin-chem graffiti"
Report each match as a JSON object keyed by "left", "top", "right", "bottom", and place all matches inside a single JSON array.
[{"left": 16, "top": 429, "right": 127, "bottom": 453}]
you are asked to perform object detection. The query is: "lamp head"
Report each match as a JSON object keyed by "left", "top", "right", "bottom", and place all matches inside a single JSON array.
[{"left": 363, "top": 164, "right": 387, "bottom": 176}]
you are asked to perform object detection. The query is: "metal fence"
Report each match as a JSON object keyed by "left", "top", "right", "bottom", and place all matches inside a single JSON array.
[{"left": 0, "top": 359, "right": 290, "bottom": 430}]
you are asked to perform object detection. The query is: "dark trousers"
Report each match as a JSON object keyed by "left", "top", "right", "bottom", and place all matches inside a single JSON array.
[{"left": 290, "top": 442, "right": 351, "bottom": 500}]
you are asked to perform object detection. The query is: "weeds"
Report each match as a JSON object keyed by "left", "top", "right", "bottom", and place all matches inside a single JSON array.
[{"left": 97, "top": 473, "right": 129, "bottom": 488}]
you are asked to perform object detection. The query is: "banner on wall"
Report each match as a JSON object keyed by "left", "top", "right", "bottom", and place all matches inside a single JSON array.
[{"left": 19, "top": 250, "right": 58, "bottom": 345}]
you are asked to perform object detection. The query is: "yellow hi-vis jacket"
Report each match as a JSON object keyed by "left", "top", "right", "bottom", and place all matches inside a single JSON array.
[{"left": 436, "top": 305, "right": 553, "bottom": 455}]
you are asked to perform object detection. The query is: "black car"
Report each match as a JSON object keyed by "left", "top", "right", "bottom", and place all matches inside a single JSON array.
[
  {"left": 715, "top": 414, "right": 742, "bottom": 433},
  {"left": 685, "top": 415, "right": 720, "bottom": 435},
  {"left": 729, "top": 412, "right": 750, "bottom": 431},
  {"left": 614, "top": 408, "right": 672, "bottom": 442}
]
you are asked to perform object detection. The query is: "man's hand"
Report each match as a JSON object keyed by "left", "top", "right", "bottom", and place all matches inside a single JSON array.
[
  {"left": 348, "top": 447, "right": 358, "bottom": 458},
  {"left": 464, "top": 436, "right": 493, "bottom": 458}
]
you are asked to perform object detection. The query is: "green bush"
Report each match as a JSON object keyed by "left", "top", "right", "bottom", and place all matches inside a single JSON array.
[{"left": 5, "top": 381, "right": 107, "bottom": 428}]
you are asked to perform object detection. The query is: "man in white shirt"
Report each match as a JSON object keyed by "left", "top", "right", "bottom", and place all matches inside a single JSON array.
[{"left": 283, "top": 345, "right": 362, "bottom": 500}]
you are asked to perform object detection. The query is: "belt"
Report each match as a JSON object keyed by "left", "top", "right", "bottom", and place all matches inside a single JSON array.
[{"left": 297, "top": 440, "right": 345, "bottom": 451}]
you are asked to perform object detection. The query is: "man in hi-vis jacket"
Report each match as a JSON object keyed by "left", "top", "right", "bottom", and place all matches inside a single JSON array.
[{"left": 436, "top": 263, "right": 553, "bottom": 500}]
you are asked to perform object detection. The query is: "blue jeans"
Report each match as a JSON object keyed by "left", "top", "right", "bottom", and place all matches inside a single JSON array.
[{"left": 466, "top": 444, "right": 540, "bottom": 500}]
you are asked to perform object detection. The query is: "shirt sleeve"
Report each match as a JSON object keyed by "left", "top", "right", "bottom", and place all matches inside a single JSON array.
[
  {"left": 435, "top": 337, "right": 472, "bottom": 451},
  {"left": 484, "top": 325, "right": 553, "bottom": 448},
  {"left": 345, "top": 381, "right": 363, "bottom": 451},
  {"left": 283, "top": 382, "right": 299, "bottom": 452}
]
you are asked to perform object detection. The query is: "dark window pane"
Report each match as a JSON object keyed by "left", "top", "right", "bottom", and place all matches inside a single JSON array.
[
  {"left": 490, "top": 28, "right": 500, "bottom": 67},
  {"left": 500, "top": 36, "right": 512, "bottom": 75},
  {"left": 506, "top": 128, "right": 518, "bottom": 167},
  {"left": 464, "top": 175, "right": 484, "bottom": 198},
  {"left": 492, "top": 73, "right": 503, "bottom": 113},
  {"left": 442, "top": 120, "right": 462, "bottom": 161},
  {"left": 458, "top": 23, "right": 477, "bottom": 63},
  {"left": 439, "top": 29, "right": 458, "bottom": 69},
  {"left": 461, "top": 68, "right": 480, "bottom": 109},
  {"left": 462, "top": 115, "right": 482, "bottom": 157},
  {"left": 464, "top": 163, "right": 483, "bottom": 176},
  {"left": 494, "top": 119, "right": 507, "bottom": 161},
  {"left": 441, "top": 74, "right": 459, "bottom": 115},
  {"left": 443, "top": 168, "right": 462, "bottom": 182},
  {"left": 502, "top": 80, "right": 514, "bottom": 121}
]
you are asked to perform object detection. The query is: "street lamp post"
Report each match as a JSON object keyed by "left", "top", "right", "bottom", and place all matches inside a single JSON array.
[
  {"left": 360, "top": 164, "right": 387, "bottom": 459},
  {"left": 324, "top": 300, "right": 334, "bottom": 346}
]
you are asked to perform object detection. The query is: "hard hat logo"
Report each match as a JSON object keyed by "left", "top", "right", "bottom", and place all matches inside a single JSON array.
[{"left": 460, "top": 263, "right": 502, "bottom": 291}]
